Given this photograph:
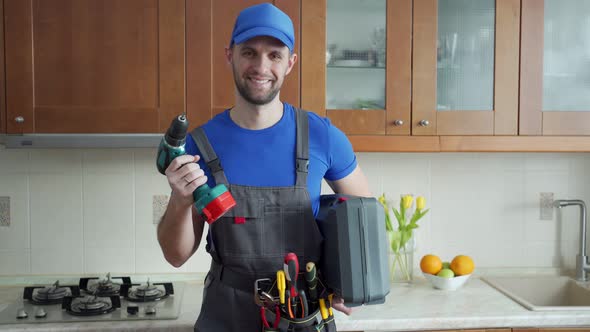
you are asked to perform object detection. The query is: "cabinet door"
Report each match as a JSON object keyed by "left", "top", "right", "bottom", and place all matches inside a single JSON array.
[
  {"left": 516, "top": 329, "right": 590, "bottom": 332},
  {"left": 520, "top": 0, "right": 590, "bottom": 136},
  {"left": 301, "top": 0, "right": 412, "bottom": 135},
  {"left": 4, "top": 0, "right": 185, "bottom": 134},
  {"left": 187, "top": 0, "right": 301, "bottom": 128},
  {"left": 0, "top": 0, "right": 5, "bottom": 134},
  {"left": 412, "top": 0, "right": 520, "bottom": 136}
]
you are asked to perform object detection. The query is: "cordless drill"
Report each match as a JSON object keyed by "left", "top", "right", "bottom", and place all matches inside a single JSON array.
[{"left": 156, "top": 114, "right": 236, "bottom": 224}]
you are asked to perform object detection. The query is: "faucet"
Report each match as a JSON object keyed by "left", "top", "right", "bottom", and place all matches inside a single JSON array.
[{"left": 554, "top": 199, "right": 588, "bottom": 281}]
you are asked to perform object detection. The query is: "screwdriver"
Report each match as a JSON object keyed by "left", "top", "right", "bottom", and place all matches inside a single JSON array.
[
  {"left": 319, "top": 298, "right": 329, "bottom": 320},
  {"left": 276, "top": 270, "right": 287, "bottom": 313},
  {"left": 327, "top": 293, "right": 334, "bottom": 317},
  {"left": 319, "top": 298, "right": 331, "bottom": 332},
  {"left": 284, "top": 253, "right": 299, "bottom": 317},
  {"left": 304, "top": 262, "right": 318, "bottom": 309}
]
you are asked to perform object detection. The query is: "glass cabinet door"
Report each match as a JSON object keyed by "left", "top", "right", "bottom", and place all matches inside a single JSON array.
[
  {"left": 326, "top": 0, "right": 386, "bottom": 111},
  {"left": 436, "top": 0, "right": 495, "bottom": 112},
  {"left": 521, "top": 0, "right": 590, "bottom": 135},
  {"left": 413, "top": 0, "right": 520, "bottom": 135},
  {"left": 301, "top": 0, "right": 412, "bottom": 136}
]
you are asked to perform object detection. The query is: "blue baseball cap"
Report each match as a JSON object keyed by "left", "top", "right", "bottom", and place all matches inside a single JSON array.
[{"left": 230, "top": 3, "right": 295, "bottom": 51}]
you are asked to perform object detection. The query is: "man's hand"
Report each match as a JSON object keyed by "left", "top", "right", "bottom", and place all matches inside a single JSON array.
[
  {"left": 165, "top": 155, "right": 207, "bottom": 205},
  {"left": 331, "top": 296, "right": 353, "bottom": 315}
]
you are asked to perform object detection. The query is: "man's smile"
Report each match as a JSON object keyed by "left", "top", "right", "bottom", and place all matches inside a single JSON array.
[{"left": 247, "top": 76, "right": 273, "bottom": 87}]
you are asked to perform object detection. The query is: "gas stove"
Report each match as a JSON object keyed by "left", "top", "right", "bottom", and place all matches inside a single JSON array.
[{"left": 0, "top": 274, "right": 184, "bottom": 325}]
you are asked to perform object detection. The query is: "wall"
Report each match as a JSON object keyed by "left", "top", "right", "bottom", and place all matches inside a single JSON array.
[{"left": 0, "top": 147, "right": 589, "bottom": 276}]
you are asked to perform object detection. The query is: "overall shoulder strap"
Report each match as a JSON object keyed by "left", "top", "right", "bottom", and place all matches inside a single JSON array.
[
  {"left": 295, "top": 108, "right": 309, "bottom": 187},
  {"left": 190, "top": 127, "right": 229, "bottom": 186}
]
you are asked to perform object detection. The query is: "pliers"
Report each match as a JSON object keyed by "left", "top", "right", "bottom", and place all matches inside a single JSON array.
[
  {"left": 287, "top": 289, "right": 309, "bottom": 318},
  {"left": 260, "top": 305, "right": 280, "bottom": 329}
]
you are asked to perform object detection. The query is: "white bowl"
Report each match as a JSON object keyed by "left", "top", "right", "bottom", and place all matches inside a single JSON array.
[{"left": 424, "top": 272, "right": 471, "bottom": 291}]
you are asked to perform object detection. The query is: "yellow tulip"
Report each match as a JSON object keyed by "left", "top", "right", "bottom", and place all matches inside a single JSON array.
[
  {"left": 417, "top": 196, "right": 425, "bottom": 210},
  {"left": 402, "top": 195, "right": 413, "bottom": 209}
]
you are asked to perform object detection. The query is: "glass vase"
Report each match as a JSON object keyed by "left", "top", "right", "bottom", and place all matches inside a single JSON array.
[{"left": 389, "top": 237, "right": 415, "bottom": 284}]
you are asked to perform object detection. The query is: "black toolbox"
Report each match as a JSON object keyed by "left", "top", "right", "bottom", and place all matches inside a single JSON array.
[{"left": 316, "top": 194, "right": 390, "bottom": 306}]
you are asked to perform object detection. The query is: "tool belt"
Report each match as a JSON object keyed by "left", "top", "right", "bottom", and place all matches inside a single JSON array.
[
  {"left": 260, "top": 306, "right": 335, "bottom": 332},
  {"left": 209, "top": 260, "right": 337, "bottom": 331},
  {"left": 255, "top": 277, "right": 337, "bottom": 332}
]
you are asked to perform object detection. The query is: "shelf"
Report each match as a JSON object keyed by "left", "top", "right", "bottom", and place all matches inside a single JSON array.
[
  {"left": 349, "top": 135, "right": 590, "bottom": 152},
  {"left": 327, "top": 65, "right": 385, "bottom": 69}
]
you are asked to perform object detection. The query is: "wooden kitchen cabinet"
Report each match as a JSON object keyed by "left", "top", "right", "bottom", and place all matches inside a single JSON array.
[
  {"left": 301, "top": 0, "right": 412, "bottom": 136},
  {"left": 514, "top": 329, "right": 590, "bottom": 332},
  {"left": 0, "top": 0, "right": 6, "bottom": 134},
  {"left": 301, "top": 0, "right": 440, "bottom": 151},
  {"left": 299, "top": 0, "right": 525, "bottom": 151},
  {"left": 412, "top": 0, "right": 520, "bottom": 136},
  {"left": 0, "top": 0, "right": 301, "bottom": 135},
  {"left": 186, "top": 0, "right": 301, "bottom": 128},
  {"left": 520, "top": 0, "right": 590, "bottom": 136},
  {"left": 4, "top": 0, "right": 590, "bottom": 151},
  {"left": 301, "top": 0, "right": 520, "bottom": 137},
  {"left": 300, "top": 0, "right": 590, "bottom": 152},
  {"left": 4, "top": 0, "right": 186, "bottom": 134}
]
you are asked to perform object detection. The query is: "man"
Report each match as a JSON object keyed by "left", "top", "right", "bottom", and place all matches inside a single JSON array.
[{"left": 158, "top": 3, "right": 372, "bottom": 331}]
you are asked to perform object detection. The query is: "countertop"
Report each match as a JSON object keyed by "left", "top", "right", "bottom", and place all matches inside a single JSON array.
[{"left": 2, "top": 276, "right": 590, "bottom": 332}]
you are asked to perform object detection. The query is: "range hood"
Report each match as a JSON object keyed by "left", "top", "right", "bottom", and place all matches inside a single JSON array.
[{"left": 1, "top": 134, "right": 163, "bottom": 149}]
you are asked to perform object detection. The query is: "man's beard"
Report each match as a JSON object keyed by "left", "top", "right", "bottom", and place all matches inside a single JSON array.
[{"left": 233, "top": 65, "right": 282, "bottom": 105}]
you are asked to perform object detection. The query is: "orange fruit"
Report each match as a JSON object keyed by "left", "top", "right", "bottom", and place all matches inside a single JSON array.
[
  {"left": 420, "top": 254, "right": 443, "bottom": 275},
  {"left": 450, "top": 255, "right": 475, "bottom": 276}
]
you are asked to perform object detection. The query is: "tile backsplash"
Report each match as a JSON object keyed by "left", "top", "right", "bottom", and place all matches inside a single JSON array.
[{"left": 0, "top": 147, "right": 588, "bottom": 276}]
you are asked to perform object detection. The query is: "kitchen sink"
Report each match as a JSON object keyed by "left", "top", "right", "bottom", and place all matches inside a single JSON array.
[{"left": 482, "top": 276, "right": 590, "bottom": 311}]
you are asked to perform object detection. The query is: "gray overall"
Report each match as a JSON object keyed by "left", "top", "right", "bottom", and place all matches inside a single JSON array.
[{"left": 191, "top": 109, "right": 324, "bottom": 332}]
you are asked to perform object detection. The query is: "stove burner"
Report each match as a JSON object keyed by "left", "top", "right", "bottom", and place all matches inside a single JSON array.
[
  {"left": 76, "top": 297, "right": 109, "bottom": 311},
  {"left": 120, "top": 280, "right": 174, "bottom": 302},
  {"left": 62, "top": 295, "right": 121, "bottom": 317},
  {"left": 23, "top": 281, "right": 80, "bottom": 305},
  {"left": 79, "top": 273, "right": 131, "bottom": 297}
]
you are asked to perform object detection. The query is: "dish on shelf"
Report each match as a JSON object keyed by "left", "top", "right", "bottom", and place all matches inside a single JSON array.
[{"left": 330, "top": 59, "right": 372, "bottom": 67}]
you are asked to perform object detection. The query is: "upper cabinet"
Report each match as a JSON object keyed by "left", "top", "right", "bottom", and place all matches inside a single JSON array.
[
  {"left": 187, "top": 0, "right": 301, "bottom": 128},
  {"left": 302, "top": 0, "right": 412, "bottom": 136},
  {"left": 4, "top": 0, "right": 185, "bottom": 134},
  {"left": 412, "top": 0, "right": 520, "bottom": 136},
  {"left": 2, "top": 0, "right": 590, "bottom": 150},
  {"left": 302, "top": 0, "right": 519, "bottom": 137},
  {"left": 520, "top": 0, "right": 590, "bottom": 136},
  {"left": 0, "top": 1, "right": 5, "bottom": 134}
]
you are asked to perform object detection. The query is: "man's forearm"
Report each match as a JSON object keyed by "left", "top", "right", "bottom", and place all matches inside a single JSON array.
[{"left": 157, "top": 194, "right": 201, "bottom": 267}]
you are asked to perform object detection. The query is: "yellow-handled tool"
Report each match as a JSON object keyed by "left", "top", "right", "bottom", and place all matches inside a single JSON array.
[
  {"left": 327, "top": 293, "right": 334, "bottom": 317},
  {"left": 319, "top": 298, "right": 329, "bottom": 320},
  {"left": 277, "top": 270, "right": 286, "bottom": 305}
]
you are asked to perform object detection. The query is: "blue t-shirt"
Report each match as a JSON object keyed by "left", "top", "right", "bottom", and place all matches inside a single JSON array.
[{"left": 185, "top": 103, "right": 357, "bottom": 216}]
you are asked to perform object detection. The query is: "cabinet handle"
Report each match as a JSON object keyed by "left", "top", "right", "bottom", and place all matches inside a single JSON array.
[
  {"left": 418, "top": 120, "right": 430, "bottom": 127},
  {"left": 14, "top": 116, "right": 25, "bottom": 124},
  {"left": 393, "top": 120, "right": 404, "bottom": 126}
]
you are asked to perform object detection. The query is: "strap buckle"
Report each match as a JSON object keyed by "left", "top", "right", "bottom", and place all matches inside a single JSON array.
[{"left": 296, "top": 158, "right": 309, "bottom": 173}]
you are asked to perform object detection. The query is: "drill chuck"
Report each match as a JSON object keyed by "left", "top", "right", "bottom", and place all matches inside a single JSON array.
[{"left": 165, "top": 115, "right": 189, "bottom": 147}]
